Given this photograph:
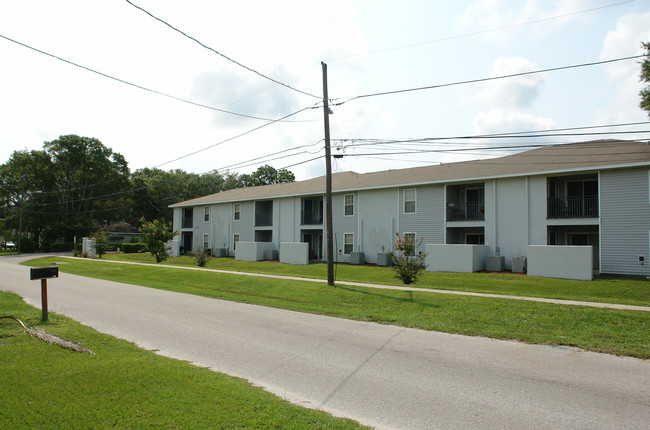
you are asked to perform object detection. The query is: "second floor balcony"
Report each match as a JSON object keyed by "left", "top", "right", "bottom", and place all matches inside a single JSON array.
[
  {"left": 447, "top": 202, "right": 484, "bottom": 221},
  {"left": 547, "top": 196, "right": 598, "bottom": 218},
  {"left": 301, "top": 209, "right": 323, "bottom": 225}
]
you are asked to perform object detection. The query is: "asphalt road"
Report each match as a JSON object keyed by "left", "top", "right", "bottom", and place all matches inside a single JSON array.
[{"left": 1, "top": 255, "right": 649, "bottom": 429}]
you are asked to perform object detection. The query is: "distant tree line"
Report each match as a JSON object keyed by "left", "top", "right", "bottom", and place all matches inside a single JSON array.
[{"left": 0, "top": 134, "right": 295, "bottom": 247}]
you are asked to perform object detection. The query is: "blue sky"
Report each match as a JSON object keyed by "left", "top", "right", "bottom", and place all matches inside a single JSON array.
[{"left": 1, "top": 0, "right": 649, "bottom": 181}]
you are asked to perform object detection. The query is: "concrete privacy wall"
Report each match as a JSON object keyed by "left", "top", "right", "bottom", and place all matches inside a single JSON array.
[
  {"left": 235, "top": 242, "right": 275, "bottom": 261},
  {"left": 527, "top": 245, "right": 593, "bottom": 280},
  {"left": 280, "top": 242, "right": 309, "bottom": 265},
  {"left": 425, "top": 244, "right": 489, "bottom": 273},
  {"left": 82, "top": 237, "right": 96, "bottom": 258}
]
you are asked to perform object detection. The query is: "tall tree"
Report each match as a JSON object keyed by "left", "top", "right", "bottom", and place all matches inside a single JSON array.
[
  {"left": 44, "top": 135, "right": 131, "bottom": 241},
  {"left": 640, "top": 41, "right": 650, "bottom": 117},
  {"left": 238, "top": 164, "right": 295, "bottom": 188}
]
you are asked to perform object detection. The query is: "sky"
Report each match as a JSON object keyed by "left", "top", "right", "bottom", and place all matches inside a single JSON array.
[{"left": 1, "top": 0, "right": 650, "bottom": 182}]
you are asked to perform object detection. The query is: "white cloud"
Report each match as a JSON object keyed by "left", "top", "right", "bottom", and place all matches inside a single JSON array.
[
  {"left": 458, "top": 0, "right": 601, "bottom": 42},
  {"left": 475, "top": 57, "right": 544, "bottom": 108},
  {"left": 473, "top": 109, "right": 557, "bottom": 135},
  {"left": 597, "top": 12, "right": 650, "bottom": 124}
]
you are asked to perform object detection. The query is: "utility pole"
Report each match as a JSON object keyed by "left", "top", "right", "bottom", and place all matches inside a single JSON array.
[{"left": 322, "top": 62, "right": 334, "bottom": 286}]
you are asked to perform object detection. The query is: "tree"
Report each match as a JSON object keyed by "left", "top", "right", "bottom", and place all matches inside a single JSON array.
[
  {"left": 238, "top": 165, "right": 295, "bottom": 188},
  {"left": 92, "top": 230, "right": 109, "bottom": 259},
  {"left": 640, "top": 41, "right": 650, "bottom": 117},
  {"left": 392, "top": 233, "right": 428, "bottom": 285},
  {"left": 139, "top": 218, "right": 177, "bottom": 263}
]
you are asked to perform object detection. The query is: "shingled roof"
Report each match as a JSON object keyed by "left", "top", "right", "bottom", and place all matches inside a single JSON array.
[{"left": 170, "top": 140, "right": 650, "bottom": 207}]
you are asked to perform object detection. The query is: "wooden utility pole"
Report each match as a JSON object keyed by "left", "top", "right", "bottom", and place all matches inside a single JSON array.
[{"left": 322, "top": 62, "right": 334, "bottom": 286}]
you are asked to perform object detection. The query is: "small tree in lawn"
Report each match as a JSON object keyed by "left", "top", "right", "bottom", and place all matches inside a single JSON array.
[
  {"left": 92, "top": 230, "right": 109, "bottom": 259},
  {"left": 392, "top": 233, "right": 428, "bottom": 285},
  {"left": 139, "top": 218, "right": 177, "bottom": 263}
]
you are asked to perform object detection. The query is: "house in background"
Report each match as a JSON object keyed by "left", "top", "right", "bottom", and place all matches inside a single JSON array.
[
  {"left": 105, "top": 222, "right": 141, "bottom": 244},
  {"left": 169, "top": 140, "right": 650, "bottom": 279}
]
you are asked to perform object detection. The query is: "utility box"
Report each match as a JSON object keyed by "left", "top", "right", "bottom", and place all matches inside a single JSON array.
[
  {"left": 376, "top": 253, "right": 393, "bottom": 267},
  {"left": 350, "top": 252, "right": 365, "bottom": 265},
  {"left": 512, "top": 257, "right": 527, "bottom": 273},
  {"left": 213, "top": 248, "right": 228, "bottom": 257},
  {"left": 264, "top": 249, "right": 279, "bottom": 261},
  {"left": 486, "top": 256, "right": 505, "bottom": 272}
]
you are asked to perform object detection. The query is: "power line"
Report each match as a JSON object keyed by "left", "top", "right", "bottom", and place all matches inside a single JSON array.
[
  {"left": 325, "top": 1, "right": 634, "bottom": 61},
  {"left": 0, "top": 33, "right": 313, "bottom": 123},
  {"left": 334, "top": 55, "right": 644, "bottom": 104},
  {"left": 125, "top": 0, "right": 320, "bottom": 100}
]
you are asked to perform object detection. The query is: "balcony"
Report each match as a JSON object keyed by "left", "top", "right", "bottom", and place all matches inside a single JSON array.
[
  {"left": 547, "top": 196, "right": 598, "bottom": 218},
  {"left": 301, "top": 209, "right": 323, "bottom": 225},
  {"left": 447, "top": 202, "right": 484, "bottom": 221},
  {"left": 255, "top": 213, "right": 273, "bottom": 227}
]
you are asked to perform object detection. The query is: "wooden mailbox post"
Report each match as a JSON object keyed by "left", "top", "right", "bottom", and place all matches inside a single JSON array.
[{"left": 30, "top": 266, "right": 59, "bottom": 321}]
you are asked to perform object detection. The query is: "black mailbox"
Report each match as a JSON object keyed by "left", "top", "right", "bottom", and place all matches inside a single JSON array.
[{"left": 30, "top": 266, "right": 59, "bottom": 280}]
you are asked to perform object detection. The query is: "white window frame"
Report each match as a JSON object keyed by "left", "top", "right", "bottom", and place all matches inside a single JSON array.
[
  {"left": 204, "top": 206, "right": 210, "bottom": 222},
  {"left": 233, "top": 203, "right": 241, "bottom": 221},
  {"left": 233, "top": 234, "right": 240, "bottom": 250},
  {"left": 203, "top": 234, "right": 209, "bottom": 250},
  {"left": 344, "top": 194, "right": 354, "bottom": 216},
  {"left": 404, "top": 188, "right": 416, "bottom": 214},
  {"left": 344, "top": 233, "right": 354, "bottom": 255}
]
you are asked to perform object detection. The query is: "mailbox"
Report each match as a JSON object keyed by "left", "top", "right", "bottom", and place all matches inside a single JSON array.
[{"left": 30, "top": 266, "right": 59, "bottom": 280}]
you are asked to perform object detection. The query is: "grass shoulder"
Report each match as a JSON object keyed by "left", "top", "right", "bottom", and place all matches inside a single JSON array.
[
  {"left": 0, "top": 291, "right": 367, "bottom": 429},
  {"left": 97, "top": 253, "right": 650, "bottom": 307}
]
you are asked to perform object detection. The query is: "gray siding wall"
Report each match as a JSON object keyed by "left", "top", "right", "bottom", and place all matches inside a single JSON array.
[
  {"left": 332, "top": 191, "right": 358, "bottom": 262},
  {"left": 398, "top": 185, "right": 445, "bottom": 245},
  {"left": 232, "top": 201, "right": 254, "bottom": 242},
  {"left": 494, "top": 177, "right": 529, "bottom": 269},
  {"left": 600, "top": 168, "right": 650, "bottom": 276}
]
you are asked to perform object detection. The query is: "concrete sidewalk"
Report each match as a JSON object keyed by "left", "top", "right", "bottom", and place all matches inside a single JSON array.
[{"left": 57, "top": 255, "right": 650, "bottom": 312}]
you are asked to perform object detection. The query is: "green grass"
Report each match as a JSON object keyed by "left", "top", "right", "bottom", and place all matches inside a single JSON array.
[
  {"left": 98, "top": 253, "right": 650, "bottom": 306},
  {"left": 0, "top": 291, "right": 367, "bottom": 429},
  {"left": 22, "top": 257, "right": 650, "bottom": 359}
]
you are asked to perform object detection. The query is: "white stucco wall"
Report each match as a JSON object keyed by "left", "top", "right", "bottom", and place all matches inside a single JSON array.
[
  {"left": 280, "top": 242, "right": 309, "bottom": 265},
  {"left": 527, "top": 245, "right": 593, "bottom": 280},
  {"left": 425, "top": 244, "right": 489, "bottom": 272},
  {"left": 235, "top": 242, "right": 275, "bottom": 261}
]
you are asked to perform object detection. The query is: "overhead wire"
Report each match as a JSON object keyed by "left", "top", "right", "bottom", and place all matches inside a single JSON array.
[
  {"left": 333, "top": 55, "right": 644, "bottom": 105},
  {"left": 125, "top": 0, "right": 320, "bottom": 100},
  {"left": 0, "top": 33, "right": 314, "bottom": 123}
]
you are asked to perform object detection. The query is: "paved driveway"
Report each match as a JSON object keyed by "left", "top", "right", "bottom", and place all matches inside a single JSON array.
[{"left": 1, "top": 256, "right": 649, "bottom": 429}]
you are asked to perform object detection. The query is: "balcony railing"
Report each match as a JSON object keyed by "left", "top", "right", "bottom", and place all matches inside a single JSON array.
[
  {"left": 547, "top": 196, "right": 598, "bottom": 218},
  {"left": 181, "top": 218, "right": 193, "bottom": 228},
  {"left": 255, "top": 213, "right": 273, "bottom": 227},
  {"left": 301, "top": 209, "right": 323, "bottom": 225},
  {"left": 447, "top": 202, "right": 484, "bottom": 221}
]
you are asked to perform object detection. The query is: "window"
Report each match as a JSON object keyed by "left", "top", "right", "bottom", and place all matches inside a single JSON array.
[
  {"left": 203, "top": 234, "right": 209, "bottom": 249},
  {"left": 234, "top": 203, "right": 241, "bottom": 221},
  {"left": 204, "top": 206, "right": 210, "bottom": 222},
  {"left": 344, "top": 194, "right": 354, "bottom": 216},
  {"left": 344, "top": 233, "right": 354, "bottom": 255},
  {"left": 233, "top": 234, "right": 240, "bottom": 250},
  {"left": 404, "top": 189, "right": 416, "bottom": 213}
]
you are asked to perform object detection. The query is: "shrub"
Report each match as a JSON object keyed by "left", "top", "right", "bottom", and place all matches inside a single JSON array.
[
  {"left": 19, "top": 237, "right": 37, "bottom": 253},
  {"left": 392, "top": 233, "right": 428, "bottom": 285},
  {"left": 139, "top": 218, "right": 178, "bottom": 263},
  {"left": 50, "top": 242, "right": 75, "bottom": 252},
  {"left": 121, "top": 243, "right": 145, "bottom": 253},
  {"left": 91, "top": 231, "right": 109, "bottom": 258},
  {"left": 194, "top": 247, "right": 211, "bottom": 267}
]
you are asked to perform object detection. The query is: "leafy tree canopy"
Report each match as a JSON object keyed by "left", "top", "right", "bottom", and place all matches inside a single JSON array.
[{"left": 640, "top": 41, "right": 650, "bottom": 117}]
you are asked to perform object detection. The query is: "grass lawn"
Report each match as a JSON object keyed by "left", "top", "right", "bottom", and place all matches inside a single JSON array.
[
  {"left": 99, "top": 253, "right": 650, "bottom": 306},
  {"left": 22, "top": 256, "right": 650, "bottom": 359},
  {"left": 0, "top": 291, "right": 367, "bottom": 429}
]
